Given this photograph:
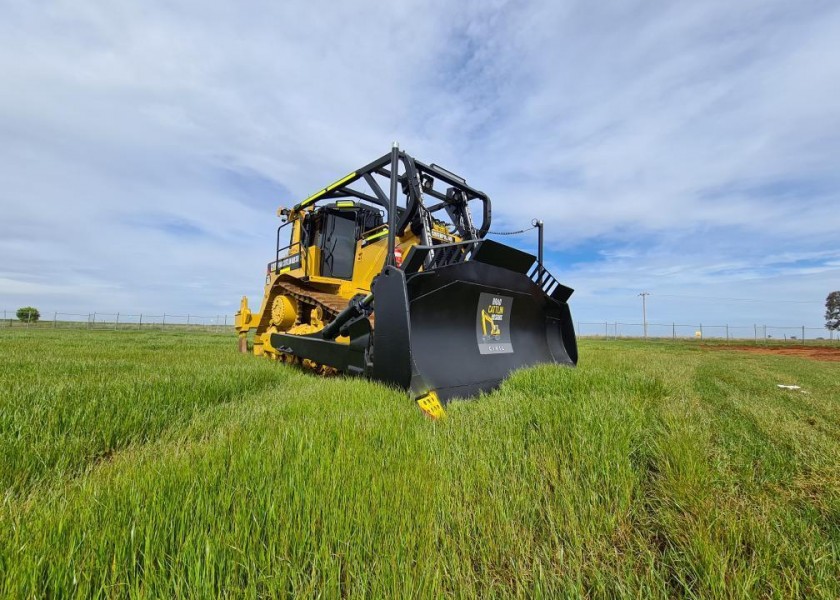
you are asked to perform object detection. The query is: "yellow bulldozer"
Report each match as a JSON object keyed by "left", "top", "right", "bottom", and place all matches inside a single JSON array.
[{"left": 235, "top": 145, "right": 577, "bottom": 404}]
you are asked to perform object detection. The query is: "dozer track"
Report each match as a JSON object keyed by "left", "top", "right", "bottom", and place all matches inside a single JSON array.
[
  {"left": 275, "top": 280, "right": 348, "bottom": 321},
  {"left": 269, "top": 279, "right": 375, "bottom": 330}
]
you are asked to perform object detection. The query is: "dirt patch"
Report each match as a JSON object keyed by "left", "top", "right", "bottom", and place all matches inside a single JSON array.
[{"left": 702, "top": 344, "right": 840, "bottom": 362}]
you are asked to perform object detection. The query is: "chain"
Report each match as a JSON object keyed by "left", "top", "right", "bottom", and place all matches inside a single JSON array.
[{"left": 485, "top": 224, "right": 537, "bottom": 236}]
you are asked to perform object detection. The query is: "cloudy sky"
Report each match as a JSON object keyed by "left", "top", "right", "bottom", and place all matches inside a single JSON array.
[{"left": 2, "top": 0, "right": 838, "bottom": 331}]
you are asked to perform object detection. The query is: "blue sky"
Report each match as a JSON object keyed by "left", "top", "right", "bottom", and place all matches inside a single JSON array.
[{"left": 1, "top": 0, "right": 838, "bottom": 328}]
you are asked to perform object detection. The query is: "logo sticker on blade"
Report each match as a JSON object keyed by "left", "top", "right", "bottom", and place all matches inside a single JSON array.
[{"left": 476, "top": 292, "right": 513, "bottom": 354}]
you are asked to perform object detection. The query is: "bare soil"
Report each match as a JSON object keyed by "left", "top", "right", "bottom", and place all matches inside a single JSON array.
[{"left": 702, "top": 344, "right": 840, "bottom": 362}]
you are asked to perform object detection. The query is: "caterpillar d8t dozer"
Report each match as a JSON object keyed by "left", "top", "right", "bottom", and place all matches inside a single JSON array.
[{"left": 235, "top": 145, "right": 577, "bottom": 405}]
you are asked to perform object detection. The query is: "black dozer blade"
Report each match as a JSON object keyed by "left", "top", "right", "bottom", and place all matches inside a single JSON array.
[{"left": 271, "top": 239, "right": 577, "bottom": 403}]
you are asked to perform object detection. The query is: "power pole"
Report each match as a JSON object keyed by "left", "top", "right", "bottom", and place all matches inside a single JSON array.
[{"left": 639, "top": 292, "right": 650, "bottom": 339}]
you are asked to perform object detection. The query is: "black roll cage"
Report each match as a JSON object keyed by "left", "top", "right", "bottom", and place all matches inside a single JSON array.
[{"left": 291, "top": 148, "right": 492, "bottom": 268}]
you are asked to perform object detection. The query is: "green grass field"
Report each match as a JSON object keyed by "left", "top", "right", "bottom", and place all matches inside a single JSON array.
[{"left": 0, "top": 330, "right": 837, "bottom": 598}]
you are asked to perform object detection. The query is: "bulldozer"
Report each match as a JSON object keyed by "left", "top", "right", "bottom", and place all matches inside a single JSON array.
[{"left": 235, "top": 145, "right": 577, "bottom": 407}]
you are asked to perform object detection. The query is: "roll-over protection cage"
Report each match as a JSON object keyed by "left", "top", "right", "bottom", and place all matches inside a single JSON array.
[{"left": 289, "top": 145, "right": 491, "bottom": 266}]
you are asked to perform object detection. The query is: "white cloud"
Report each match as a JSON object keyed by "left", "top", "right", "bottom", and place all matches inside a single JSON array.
[{"left": 0, "top": 0, "right": 838, "bottom": 328}]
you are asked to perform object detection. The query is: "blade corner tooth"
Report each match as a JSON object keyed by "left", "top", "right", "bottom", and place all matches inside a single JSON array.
[{"left": 416, "top": 390, "right": 446, "bottom": 420}]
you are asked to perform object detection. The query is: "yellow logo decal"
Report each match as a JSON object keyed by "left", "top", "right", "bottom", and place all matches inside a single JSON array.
[{"left": 476, "top": 293, "right": 514, "bottom": 354}]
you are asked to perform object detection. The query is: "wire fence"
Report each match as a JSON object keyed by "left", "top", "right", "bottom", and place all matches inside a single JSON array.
[
  {"left": 1, "top": 310, "right": 233, "bottom": 332},
  {"left": 2, "top": 310, "right": 837, "bottom": 344},
  {"left": 576, "top": 321, "right": 838, "bottom": 344}
]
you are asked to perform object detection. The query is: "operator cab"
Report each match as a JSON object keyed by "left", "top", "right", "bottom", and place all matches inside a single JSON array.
[{"left": 302, "top": 203, "right": 383, "bottom": 280}]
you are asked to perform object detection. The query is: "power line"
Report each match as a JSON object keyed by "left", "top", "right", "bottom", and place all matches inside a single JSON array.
[{"left": 654, "top": 294, "right": 819, "bottom": 304}]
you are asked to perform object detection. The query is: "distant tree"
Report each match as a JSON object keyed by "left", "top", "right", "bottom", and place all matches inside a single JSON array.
[
  {"left": 16, "top": 306, "right": 40, "bottom": 323},
  {"left": 826, "top": 291, "right": 840, "bottom": 331}
]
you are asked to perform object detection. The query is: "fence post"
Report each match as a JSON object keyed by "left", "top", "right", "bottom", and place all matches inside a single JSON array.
[
  {"left": 672, "top": 322, "right": 675, "bottom": 340},
  {"left": 802, "top": 325, "right": 805, "bottom": 345},
  {"left": 162, "top": 313, "right": 166, "bottom": 327},
  {"left": 187, "top": 314, "right": 190, "bottom": 326},
  {"left": 700, "top": 323, "right": 703, "bottom": 339},
  {"left": 53, "top": 312, "right": 57, "bottom": 328},
  {"left": 224, "top": 315, "right": 228, "bottom": 327},
  {"left": 725, "top": 324, "right": 729, "bottom": 341},
  {"left": 139, "top": 313, "right": 143, "bottom": 329},
  {"left": 115, "top": 313, "right": 119, "bottom": 331},
  {"left": 92, "top": 312, "right": 96, "bottom": 329}
]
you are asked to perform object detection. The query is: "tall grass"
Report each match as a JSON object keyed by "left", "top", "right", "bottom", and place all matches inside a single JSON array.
[
  {"left": 1, "top": 330, "right": 837, "bottom": 597},
  {"left": 0, "top": 330, "right": 290, "bottom": 494}
]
